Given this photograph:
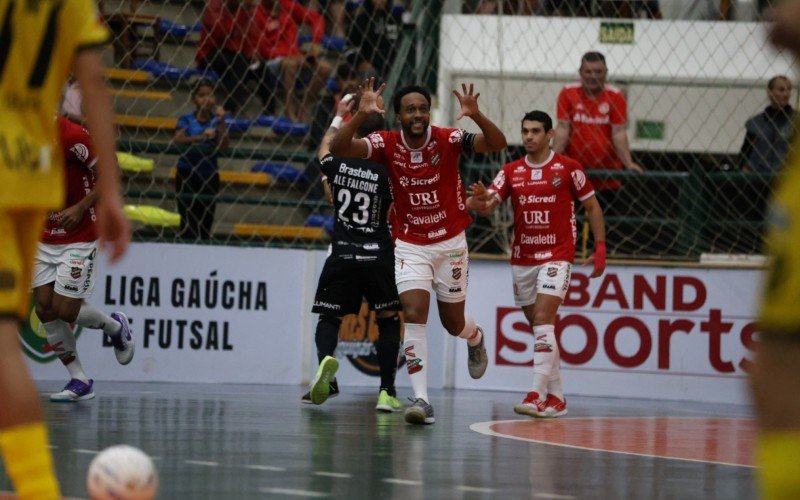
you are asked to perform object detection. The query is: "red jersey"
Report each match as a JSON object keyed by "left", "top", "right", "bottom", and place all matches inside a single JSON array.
[
  {"left": 364, "top": 126, "right": 474, "bottom": 245},
  {"left": 257, "top": 0, "right": 324, "bottom": 59},
  {"left": 41, "top": 118, "right": 98, "bottom": 244},
  {"left": 490, "top": 151, "right": 595, "bottom": 266},
  {"left": 556, "top": 83, "right": 627, "bottom": 190}
]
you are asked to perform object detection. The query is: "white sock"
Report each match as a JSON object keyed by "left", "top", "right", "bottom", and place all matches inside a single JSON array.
[
  {"left": 76, "top": 303, "right": 121, "bottom": 336},
  {"left": 547, "top": 344, "right": 564, "bottom": 400},
  {"left": 44, "top": 320, "right": 89, "bottom": 382},
  {"left": 403, "top": 323, "right": 429, "bottom": 403},
  {"left": 457, "top": 314, "right": 481, "bottom": 347},
  {"left": 531, "top": 324, "right": 556, "bottom": 397}
]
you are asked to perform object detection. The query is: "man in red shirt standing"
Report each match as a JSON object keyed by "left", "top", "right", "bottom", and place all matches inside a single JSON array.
[
  {"left": 554, "top": 52, "right": 642, "bottom": 213},
  {"left": 331, "top": 79, "right": 508, "bottom": 425},
  {"left": 30, "top": 118, "right": 135, "bottom": 402},
  {"left": 471, "top": 110, "right": 606, "bottom": 417}
]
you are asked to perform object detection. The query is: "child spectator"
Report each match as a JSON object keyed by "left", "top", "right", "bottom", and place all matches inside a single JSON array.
[{"left": 172, "top": 79, "right": 229, "bottom": 241}]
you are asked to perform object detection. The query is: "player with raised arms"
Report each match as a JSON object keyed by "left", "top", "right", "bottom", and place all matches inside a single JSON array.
[{"left": 330, "top": 78, "right": 507, "bottom": 425}]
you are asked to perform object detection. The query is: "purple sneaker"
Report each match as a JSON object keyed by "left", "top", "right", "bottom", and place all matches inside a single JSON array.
[
  {"left": 50, "top": 379, "right": 95, "bottom": 402},
  {"left": 109, "top": 312, "right": 135, "bottom": 365}
]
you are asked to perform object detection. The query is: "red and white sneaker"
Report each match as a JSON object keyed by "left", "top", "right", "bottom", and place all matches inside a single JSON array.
[
  {"left": 544, "top": 394, "right": 567, "bottom": 417},
  {"left": 513, "top": 391, "right": 547, "bottom": 417}
]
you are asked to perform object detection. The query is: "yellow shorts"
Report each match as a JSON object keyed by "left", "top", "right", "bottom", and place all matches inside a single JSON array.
[{"left": 0, "top": 210, "right": 46, "bottom": 320}]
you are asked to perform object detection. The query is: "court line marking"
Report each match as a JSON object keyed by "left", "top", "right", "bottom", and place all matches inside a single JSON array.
[
  {"left": 185, "top": 460, "right": 219, "bottom": 467},
  {"left": 245, "top": 464, "right": 286, "bottom": 472},
  {"left": 383, "top": 478, "right": 423, "bottom": 486},
  {"left": 259, "top": 487, "right": 328, "bottom": 497},
  {"left": 313, "top": 471, "right": 352, "bottom": 478},
  {"left": 470, "top": 418, "right": 756, "bottom": 469},
  {"left": 457, "top": 485, "right": 496, "bottom": 493},
  {"left": 534, "top": 493, "right": 576, "bottom": 499},
  {"left": 72, "top": 449, "right": 100, "bottom": 455}
]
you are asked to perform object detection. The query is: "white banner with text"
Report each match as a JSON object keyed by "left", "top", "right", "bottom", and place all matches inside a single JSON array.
[
  {"left": 24, "top": 243, "right": 309, "bottom": 384},
  {"left": 455, "top": 261, "right": 761, "bottom": 404}
]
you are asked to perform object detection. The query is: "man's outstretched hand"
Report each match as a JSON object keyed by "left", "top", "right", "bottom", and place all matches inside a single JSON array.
[{"left": 453, "top": 83, "right": 481, "bottom": 121}]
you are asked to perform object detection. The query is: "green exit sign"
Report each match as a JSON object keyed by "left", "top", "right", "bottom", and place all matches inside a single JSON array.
[
  {"left": 636, "top": 120, "right": 665, "bottom": 140},
  {"left": 600, "top": 22, "right": 635, "bottom": 44}
]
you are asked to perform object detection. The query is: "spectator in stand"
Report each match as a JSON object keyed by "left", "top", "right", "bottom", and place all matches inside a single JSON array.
[
  {"left": 348, "top": 0, "right": 401, "bottom": 76},
  {"left": 553, "top": 51, "right": 642, "bottom": 214},
  {"left": 172, "top": 79, "right": 229, "bottom": 242},
  {"left": 740, "top": 76, "right": 795, "bottom": 172},
  {"left": 196, "top": 0, "right": 261, "bottom": 114},
  {"left": 196, "top": 0, "right": 330, "bottom": 122},
  {"left": 309, "top": 0, "right": 346, "bottom": 38},
  {"left": 258, "top": 0, "right": 333, "bottom": 123}
]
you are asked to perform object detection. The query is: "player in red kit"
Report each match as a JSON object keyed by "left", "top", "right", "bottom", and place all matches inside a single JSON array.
[
  {"left": 469, "top": 110, "right": 606, "bottom": 417},
  {"left": 331, "top": 79, "right": 507, "bottom": 425},
  {"left": 30, "top": 117, "right": 135, "bottom": 402}
]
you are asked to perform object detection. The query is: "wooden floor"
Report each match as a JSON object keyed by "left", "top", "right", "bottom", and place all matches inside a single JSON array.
[{"left": 1, "top": 383, "right": 756, "bottom": 499}]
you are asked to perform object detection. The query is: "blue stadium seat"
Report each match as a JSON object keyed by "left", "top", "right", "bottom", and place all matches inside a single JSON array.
[
  {"left": 271, "top": 117, "right": 310, "bottom": 137},
  {"left": 159, "top": 19, "right": 202, "bottom": 37},
  {"left": 133, "top": 59, "right": 216, "bottom": 82},
  {"left": 345, "top": 0, "right": 363, "bottom": 12},
  {"left": 223, "top": 116, "right": 252, "bottom": 133},
  {"left": 304, "top": 214, "right": 335, "bottom": 235},
  {"left": 251, "top": 162, "right": 305, "bottom": 182},
  {"left": 326, "top": 77, "right": 339, "bottom": 93},
  {"left": 297, "top": 34, "right": 347, "bottom": 52},
  {"left": 255, "top": 115, "right": 277, "bottom": 127}
]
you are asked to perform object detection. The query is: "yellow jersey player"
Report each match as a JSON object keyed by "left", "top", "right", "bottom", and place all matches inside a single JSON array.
[
  {"left": 0, "top": 1, "right": 130, "bottom": 498},
  {"left": 752, "top": 0, "right": 800, "bottom": 498}
]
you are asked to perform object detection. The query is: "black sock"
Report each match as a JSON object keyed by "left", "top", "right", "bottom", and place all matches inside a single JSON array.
[
  {"left": 376, "top": 315, "right": 401, "bottom": 396},
  {"left": 315, "top": 315, "right": 341, "bottom": 363}
]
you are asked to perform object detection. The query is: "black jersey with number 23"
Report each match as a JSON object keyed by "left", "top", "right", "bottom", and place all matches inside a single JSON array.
[{"left": 320, "top": 153, "right": 393, "bottom": 259}]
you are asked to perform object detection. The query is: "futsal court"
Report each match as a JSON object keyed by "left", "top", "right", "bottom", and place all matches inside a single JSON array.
[{"left": 1, "top": 382, "right": 755, "bottom": 499}]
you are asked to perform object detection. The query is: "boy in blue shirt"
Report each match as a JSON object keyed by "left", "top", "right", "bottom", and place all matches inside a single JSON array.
[{"left": 173, "top": 79, "right": 229, "bottom": 241}]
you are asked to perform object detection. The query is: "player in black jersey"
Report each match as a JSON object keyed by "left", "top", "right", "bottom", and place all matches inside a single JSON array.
[{"left": 302, "top": 93, "right": 404, "bottom": 412}]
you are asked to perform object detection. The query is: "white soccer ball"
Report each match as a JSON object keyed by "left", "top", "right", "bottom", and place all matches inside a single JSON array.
[{"left": 86, "top": 445, "right": 158, "bottom": 500}]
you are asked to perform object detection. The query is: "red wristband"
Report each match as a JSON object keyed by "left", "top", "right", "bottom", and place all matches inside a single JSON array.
[{"left": 594, "top": 241, "right": 607, "bottom": 271}]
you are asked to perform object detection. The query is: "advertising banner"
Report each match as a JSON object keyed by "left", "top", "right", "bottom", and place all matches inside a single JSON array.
[
  {"left": 455, "top": 261, "right": 760, "bottom": 404},
  {"left": 25, "top": 243, "right": 308, "bottom": 384}
]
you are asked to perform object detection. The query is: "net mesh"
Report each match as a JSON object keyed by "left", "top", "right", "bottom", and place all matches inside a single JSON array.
[{"left": 97, "top": 0, "right": 797, "bottom": 261}]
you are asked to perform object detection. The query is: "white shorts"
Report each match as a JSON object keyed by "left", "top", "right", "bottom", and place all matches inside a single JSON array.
[
  {"left": 31, "top": 241, "right": 98, "bottom": 299},
  {"left": 511, "top": 261, "right": 572, "bottom": 307},
  {"left": 395, "top": 232, "right": 469, "bottom": 303}
]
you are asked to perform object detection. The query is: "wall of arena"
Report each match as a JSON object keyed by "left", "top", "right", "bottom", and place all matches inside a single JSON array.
[{"left": 24, "top": 243, "right": 759, "bottom": 405}]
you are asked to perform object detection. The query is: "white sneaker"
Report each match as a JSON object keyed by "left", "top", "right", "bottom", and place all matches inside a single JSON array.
[
  {"left": 109, "top": 312, "right": 135, "bottom": 365},
  {"left": 50, "top": 379, "right": 95, "bottom": 402}
]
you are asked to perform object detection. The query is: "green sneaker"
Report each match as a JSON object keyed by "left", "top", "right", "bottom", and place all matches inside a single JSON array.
[
  {"left": 375, "top": 390, "right": 403, "bottom": 412},
  {"left": 309, "top": 356, "right": 339, "bottom": 405}
]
